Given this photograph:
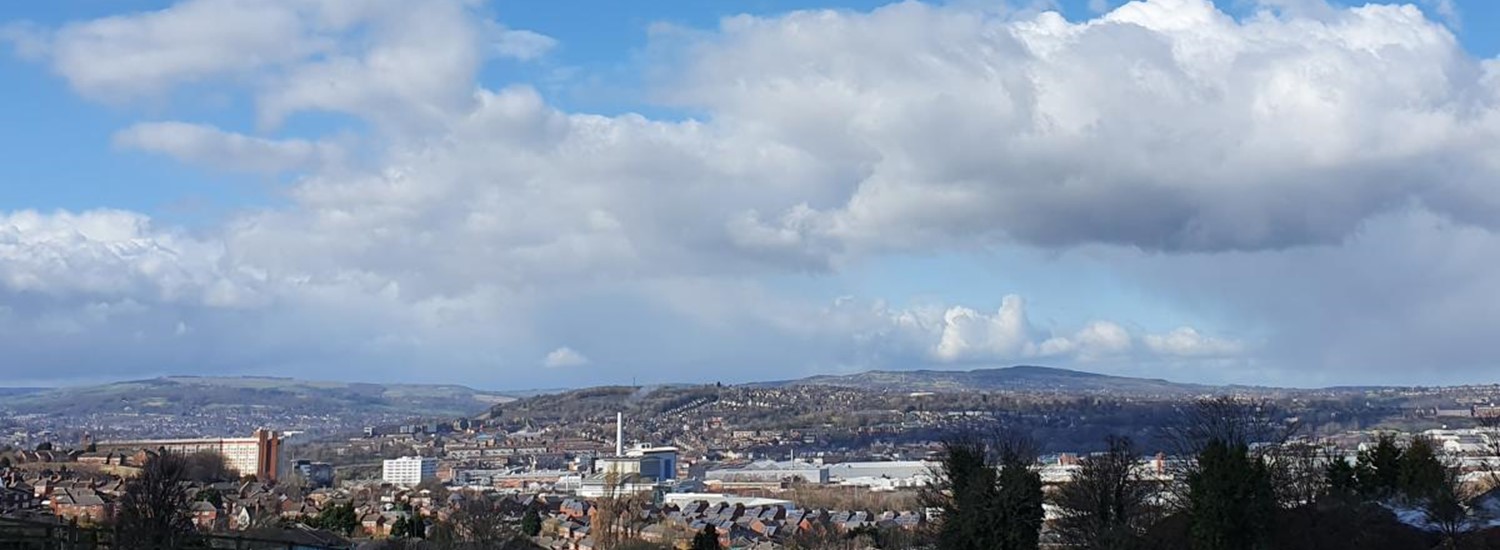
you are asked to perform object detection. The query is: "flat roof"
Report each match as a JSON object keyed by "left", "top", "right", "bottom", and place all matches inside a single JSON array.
[{"left": 97, "top": 438, "right": 262, "bottom": 446}]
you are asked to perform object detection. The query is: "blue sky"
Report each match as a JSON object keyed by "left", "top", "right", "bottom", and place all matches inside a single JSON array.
[{"left": 2, "top": 0, "right": 1500, "bottom": 388}]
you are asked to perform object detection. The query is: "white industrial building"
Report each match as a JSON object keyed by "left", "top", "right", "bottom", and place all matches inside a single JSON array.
[
  {"left": 827, "top": 461, "right": 937, "bottom": 490},
  {"left": 705, "top": 460, "right": 830, "bottom": 484}
]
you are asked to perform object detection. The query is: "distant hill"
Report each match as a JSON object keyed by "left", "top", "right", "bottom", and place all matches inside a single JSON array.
[
  {"left": 484, "top": 366, "right": 1274, "bottom": 426},
  {"left": 766, "top": 365, "right": 1224, "bottom": 395},
  {"left": 0, "top": 376, "right": 517, "bottom": 418},
  {"left": 478, "top": 384, "right": 707, "bottom": 423},
  {"left": 0, "top": 387, "right": 47, "bottom": 398}
]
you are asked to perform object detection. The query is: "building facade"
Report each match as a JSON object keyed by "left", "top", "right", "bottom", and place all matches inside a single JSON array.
[
  {"left": 383, "top": 456, "right": 438, "bottom": 486},
  {"left": 98, "top": 428, "right": 283, "bottom": 481},
  {"left": 293, "top": 459, "right": 336, "bottom": 488}
]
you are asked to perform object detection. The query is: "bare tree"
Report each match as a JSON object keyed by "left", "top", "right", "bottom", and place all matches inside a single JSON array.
[
  {"left": 1265, "top": 440, "right": 1328, "bottom": 508},
  {"left": 114, "top": 452, "right": 199, "bottom": 549},
  {"left": 1473, "top": 412, "right": 1500, "bottom": 492},
  {"left": 1158, "top": 396, "right": 1294, "bottom": 507},
  {"left": 1160, "top": 397, "right": 1294, "bottom": 456},
  {"left": 594, "top": 470, "right": 652, "bottom": 549},
  {"left": 445, "top": 493, "right": 519, "bottom": 546},
  {"left": 1423, "top": 462, "right": 1480, "bottom": 550},
  {"left": 1052, "top": 436, "right": 1161, "bottom": 550}
]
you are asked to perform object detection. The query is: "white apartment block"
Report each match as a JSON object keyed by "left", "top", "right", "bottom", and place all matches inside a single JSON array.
[{"left": 383, "top": 456, "right": 438, "bottom": 486}]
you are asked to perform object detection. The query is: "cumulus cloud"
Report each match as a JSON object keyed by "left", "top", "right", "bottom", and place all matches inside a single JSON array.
[
  {"left": 3, "top": 0, "right": 1500, "bottom": 386},
  {"left": 933, "top": 296, "right": 1037, "bottom": 361},
  {"left": 544, "top": 347, "right": 590, "bottom": 368},
  {"left": 667, "top": 0, "right": 1499, "bottom": 255},
  {"left": 922, "top": 295, "right": 1228, "bottom": 364},
  {"left": 114, "top": 122, "right": 343, "bottom": 173},
  {"left": 0, "top": 209, "right": 251, "bottom": 307}
]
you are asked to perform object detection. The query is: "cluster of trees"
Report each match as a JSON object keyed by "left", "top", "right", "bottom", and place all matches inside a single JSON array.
[
  {"left": 1326, "top": 434, "right": 1451, "bottom": 502},
  {"left": 922, "top": 431, "right": 1043, "bottom": 550},
  {"left": 305, "top": 502, "right": 358, "bottom": 536},
  {"left": 919, "top": 397, "right": 1487, "bottom": 550}
]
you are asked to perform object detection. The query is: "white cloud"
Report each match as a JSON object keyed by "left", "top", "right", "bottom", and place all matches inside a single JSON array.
[
  {"left": 490, "top": 25, "right": 557, "bottom": 61},
  {"left": 1142, "top": 326, "right": 1243, "bottom": 357},
  {"left": 6, "top": 0, "right": 535, "bottom": 131},
  {"left": 1038, "top": 321, "right": 1136, "bottom": 360},
  {"left": 37, "top": 0, "right": 320, "bottom": 101},
  {"left": 114, "top": 122, "right": 343, "bottom": 173},
  {"left": 934, "top": 296, "right": 1037, "bottom": 361},
  {"left": 921, "top": 295, "right": 1225, "bottom": 364},
  {"left": 0, "top": 209, "right": 252, "bottom": 307},
  {"left": 544, "top": 346, "right": 590, "bottom": 368},
  {"left": 664, "top": 0, "right": 1497, "bottom": 256},
  {"left": 254, "top": 0, "right": 484, "bottom": 131}
]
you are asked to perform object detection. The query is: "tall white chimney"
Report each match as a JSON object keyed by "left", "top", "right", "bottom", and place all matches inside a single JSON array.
[{"left": 616, "top": 412, "right": 624, "bottom": 457}]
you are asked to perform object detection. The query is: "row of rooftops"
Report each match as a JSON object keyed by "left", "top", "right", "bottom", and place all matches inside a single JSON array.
[{"left": 544, "top": 494, "right": 928, "bottom": 549}]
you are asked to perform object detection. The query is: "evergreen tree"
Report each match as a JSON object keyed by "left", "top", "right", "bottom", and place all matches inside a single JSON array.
[
  {"left": 1185, "top": 439, "right": 1276, "bottom": 550},
  {"left": 311, "top": 502, "right": 358, "bottom": 536},
  {"left": 1397, "top": 436, "right": 1446, "bottom": 502},
  {"left": 692, "top": 524, "right": 721, "bottom": 550},
  {"left": 994, "top": 436, "right": 1045, "bottom": 550},
  {"left": 926, "top": 436, "right": 1002, "bottom": 550},
  {"left": 1323, "top": 456, "right": 1360, "bottom": 499},
  {"left": 521, "top": 507, "right": 542, "bottom": 537},
  {"left": 924, "top": 432, "right": 1044, "bottom": 550},
  {"left": 392, "top": 516, "right": 411, "bottom": 539},
  {"left": 1356, "top": 434, "right": 1403, "bottom": 499}
]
